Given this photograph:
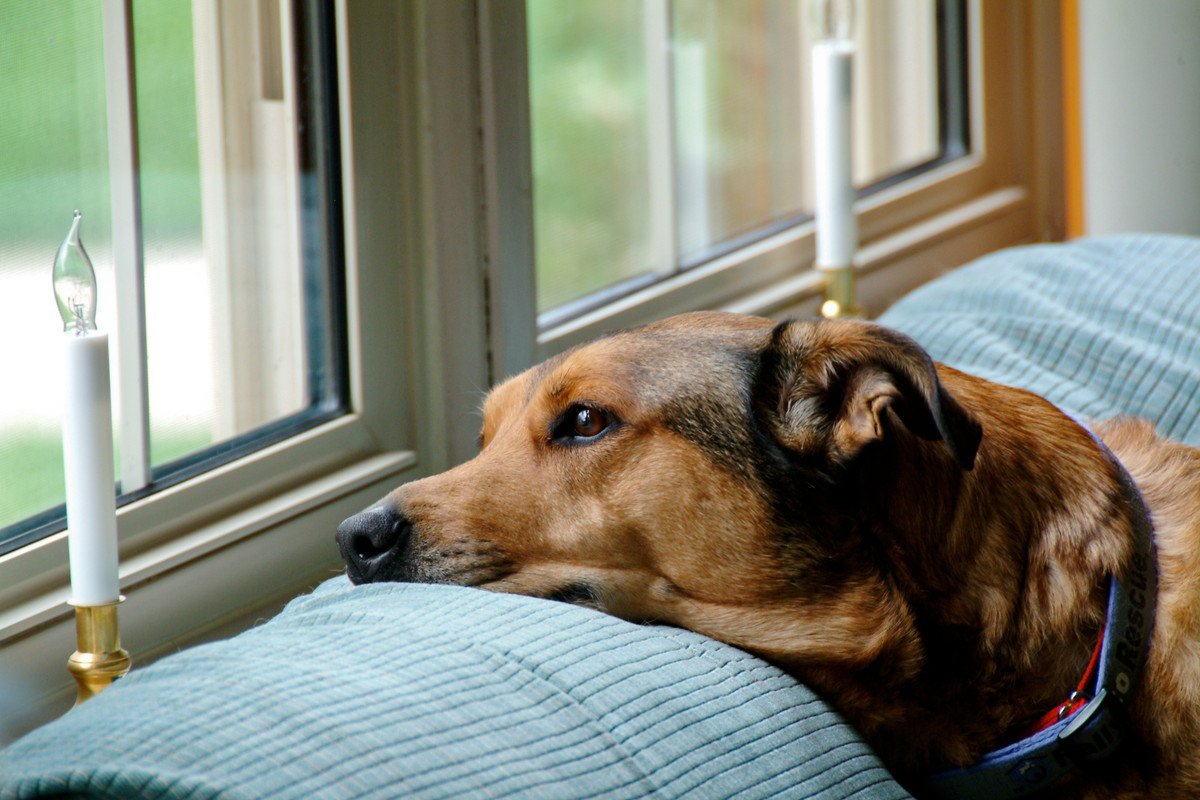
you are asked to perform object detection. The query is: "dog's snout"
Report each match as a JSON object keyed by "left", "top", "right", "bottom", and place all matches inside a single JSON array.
[{"left": 337, "top": 506, "right": 412, "bottom": 584}]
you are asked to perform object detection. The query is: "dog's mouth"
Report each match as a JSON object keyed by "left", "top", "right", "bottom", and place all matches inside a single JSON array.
[
  {"left": 344, "top": 534, "right": 515, "bottom": 588},
  {"left": 542, "top": 581, "right": 602, "bottom": 608},
  {"left": 337, "top": 511, "right": 621, "bottom": 614}
]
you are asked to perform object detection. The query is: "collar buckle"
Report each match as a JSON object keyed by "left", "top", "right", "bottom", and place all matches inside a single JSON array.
[
  {"left": 1056, "top": 690, "right": 1087, "bottom": 722},
  {"left": 1057, "top": 688, "right": 1123, "bottom": 765}
]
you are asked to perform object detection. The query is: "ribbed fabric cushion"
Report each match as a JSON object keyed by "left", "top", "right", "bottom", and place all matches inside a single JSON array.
[
  {"left": 879, "top": 234, "right": 1200, "bottom": 445},
  {"left": 0, "top": 581, "right": 909, "bottom": 800}
]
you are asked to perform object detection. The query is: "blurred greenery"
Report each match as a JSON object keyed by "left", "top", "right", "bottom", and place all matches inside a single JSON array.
[
  {"left": 0, "top": 1, "right": 111, "bottom": 247},
  {"left": 0, "top": 431, "right": 66, "bottom": 533},
  {"left": 0, "top": 0, "right": 200, "bottom": 247},
  {"left": 528, "top": 0, "right": 655, "bottom": 311},
  {"left": 132, "top": 0, "right": 203, "bottom": 244},
  {"left": 526, "top": 0, "right": 800, "bottom": 311},
  {"left": 0, "top": 427, "right": 210, "bottom": 533}
]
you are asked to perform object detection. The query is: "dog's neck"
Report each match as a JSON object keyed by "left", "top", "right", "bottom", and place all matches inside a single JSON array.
[{"left": 819, "top": 375, "right": 1136, "bottom": 775}]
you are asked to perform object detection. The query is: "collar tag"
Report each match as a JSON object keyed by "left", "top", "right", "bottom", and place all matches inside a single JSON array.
[{"left": 1057, "top": 688, "right": 1121, "bottom": 763}]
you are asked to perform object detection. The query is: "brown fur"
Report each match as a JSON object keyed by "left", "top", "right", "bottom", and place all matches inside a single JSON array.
[{"left": 344, "top": 312, "right": 1200, "bottom": 798}]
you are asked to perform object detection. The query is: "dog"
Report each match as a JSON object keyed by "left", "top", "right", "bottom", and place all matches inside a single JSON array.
[{"left": 337, "top": 311, "right": 1200, "bottom": 798}]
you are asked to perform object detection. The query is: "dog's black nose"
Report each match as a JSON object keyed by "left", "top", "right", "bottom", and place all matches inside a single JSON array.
[{"left": 336, "top": 506, "right": 412, "bottom": 584}]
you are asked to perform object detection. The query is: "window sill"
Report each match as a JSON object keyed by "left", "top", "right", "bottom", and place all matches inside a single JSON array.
[
  {"left": 723, "top": 185, "right": 1030, "bottom": 319},
  {"left": 539, "top": 181, "right": 1032, "bottom": 354}
]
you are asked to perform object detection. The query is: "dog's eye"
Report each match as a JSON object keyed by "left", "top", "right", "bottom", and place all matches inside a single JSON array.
[
  {"left": 573, "top": 407, "right": 607, "bottom": 437},
  {"left": 552, "top": 405, "right": 612, "bottom": 442}
]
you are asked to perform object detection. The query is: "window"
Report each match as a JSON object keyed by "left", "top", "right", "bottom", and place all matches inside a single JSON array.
[
  {"left": 0, "top": 0, "right": 346, "bottom": 553},
  {"left": 0, "top": 1, "right": 416, "bottom": 742},
  {"left": 515, "top": 0, "right": 1058, "bottom": 361},
  {"left": 529, "top": 0, "right": 968, "bottom": 324},
  {"left": 0, "top": 0, "right": 1063, "bottom": 746}
]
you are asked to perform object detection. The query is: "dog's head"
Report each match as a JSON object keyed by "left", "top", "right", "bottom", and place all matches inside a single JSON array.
[{"left": 338, "top": 311, "right": 981, "bottom": 676}]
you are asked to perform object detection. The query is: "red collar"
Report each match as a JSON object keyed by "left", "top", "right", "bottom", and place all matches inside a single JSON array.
[{"left": 1025, "top": 625, "right": 1105, "bottom": 736}]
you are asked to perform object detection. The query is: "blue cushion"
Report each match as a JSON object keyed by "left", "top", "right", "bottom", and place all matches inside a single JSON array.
[
  {"left": 879, "top": 234, "right": 1200, "bottom": 445},
  {"left": 0, "top": 580, "right": 908, "bottom": 799}
]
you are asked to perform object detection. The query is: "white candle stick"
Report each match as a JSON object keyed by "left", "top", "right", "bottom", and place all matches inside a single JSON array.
[
  {"left": 54, "top": 211, "right": 121, "bottom": 606},
  {"left": 812, "top": 6, "right": 856, "bottom": 271}
]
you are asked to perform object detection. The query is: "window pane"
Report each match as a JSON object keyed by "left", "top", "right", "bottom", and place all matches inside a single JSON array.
[
  {"left": 0, "top": 0, "right": 346, "bottom": 549},
  {"left": 0, "top": 1, "right": 112, "bottom": 532},
  {"left": 530, "top": 0, "right": 952, "bottom": 314},
  {"left": 137, "top": 0, "right": 317, "bottom": 469},
  {"left": 671, "top": 0, "right": 808, "bottom": 260},
  {"left": 528, "top": 0, "right": 659, "bottom": 311},
  {"left": 850, "top": 1, "right": 941, "bottom": 181},
  {"left": 133, "top": 0, "right": 213, "bottom": 466}
]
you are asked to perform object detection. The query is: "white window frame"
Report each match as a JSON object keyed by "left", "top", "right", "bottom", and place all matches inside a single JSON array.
[
  {"left": 193, "top": 0, "right": 309, "bottom": 437},
  {"left": 508, "top": 0, "right": 1066, "bottom": 358},
  {"left": 0, "top": 0, "right": 1064, "bottom": 743}
]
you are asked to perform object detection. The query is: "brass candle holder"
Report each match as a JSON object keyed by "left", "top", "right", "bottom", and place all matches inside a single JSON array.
[
  {"left": 820, "top": 264, "right": 862, "bottom": 319},
  {"left": 67, "top": 598, "right": 131, "bottom": 706}
]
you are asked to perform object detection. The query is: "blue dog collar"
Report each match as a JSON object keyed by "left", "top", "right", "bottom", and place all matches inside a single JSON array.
[{"left": 919, "top": 422, "right": 1158, "bottom": 800}]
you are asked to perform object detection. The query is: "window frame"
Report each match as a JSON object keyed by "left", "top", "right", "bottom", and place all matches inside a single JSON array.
[
  {"left": 532, "top": 0, "right": 964, "bottom": 333},
  {"left": 0, "top": 0, "right": 1064, "bottom": 744},
  {"left": 0, "top": 0, "right": 362, "bottom": 557},
  {"left": 494, "top": 0, "right": 1064, "bottom": 360}
]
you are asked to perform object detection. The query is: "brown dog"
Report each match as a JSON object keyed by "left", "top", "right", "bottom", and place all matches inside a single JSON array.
[{"left": 337, "top": 312, "right": 1200, "bottom": 798}]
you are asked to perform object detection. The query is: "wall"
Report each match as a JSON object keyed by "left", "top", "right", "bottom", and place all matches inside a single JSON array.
[{"left": 1078, "top": 0, "right": 1200, "bottom": 236}]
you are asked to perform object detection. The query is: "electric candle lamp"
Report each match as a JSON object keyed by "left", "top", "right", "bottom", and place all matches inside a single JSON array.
[
  {"left": 53, "top": 210, "right": 129, "bottom": 704},
  {"left": 810, "top": 0, "right": 861, "bottom": 319}
]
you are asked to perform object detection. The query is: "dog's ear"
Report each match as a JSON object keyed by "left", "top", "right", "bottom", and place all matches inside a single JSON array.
[{"left": 756, "top": 320, "right": 982, "bottom": 470}]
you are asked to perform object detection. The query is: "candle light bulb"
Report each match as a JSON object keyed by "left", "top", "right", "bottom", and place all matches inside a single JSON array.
[
  {"left": 808, "top": 0, "right": 855, "bottom": 41},
  {"left": 53, "top": 210, "right": 98, "bottom": 335}
]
